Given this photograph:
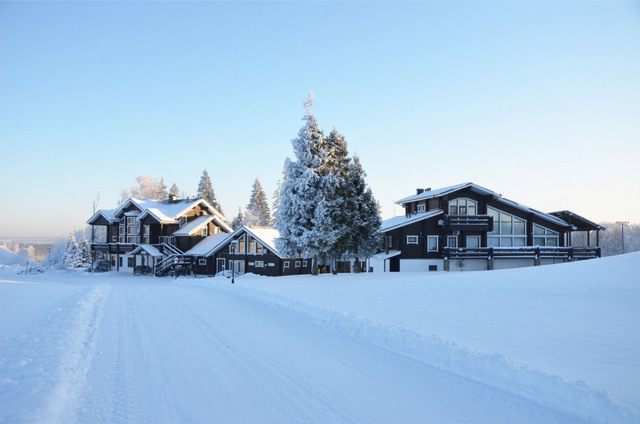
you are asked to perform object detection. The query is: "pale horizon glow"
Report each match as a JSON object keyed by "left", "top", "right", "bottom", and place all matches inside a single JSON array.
[{"left": 1, "top": 2, "right": 639, "bottom": 238}]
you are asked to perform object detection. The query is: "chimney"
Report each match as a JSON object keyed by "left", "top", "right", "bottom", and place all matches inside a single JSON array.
[
  {"left": 168, "top": 193, "right": 176, "bottom": 202},
  {"left": 417, "top": 188, "right": 424, "bottom": 195}
]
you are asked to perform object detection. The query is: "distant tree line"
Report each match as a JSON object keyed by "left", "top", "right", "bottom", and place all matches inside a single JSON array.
[{"left": 571, "top": 222, "right": 640, "bottom": 257}]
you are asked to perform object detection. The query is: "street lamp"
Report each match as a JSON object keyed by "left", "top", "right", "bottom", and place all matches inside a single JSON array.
[{"left": 616, "top": 221, "right": 629, "bottom": 254}]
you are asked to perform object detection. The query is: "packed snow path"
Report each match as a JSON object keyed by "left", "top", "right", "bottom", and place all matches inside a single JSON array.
[{"left": 4, "top": 278, "right": 587, "bottom": 424}]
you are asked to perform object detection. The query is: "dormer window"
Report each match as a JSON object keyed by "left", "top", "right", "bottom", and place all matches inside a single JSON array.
[
  {"left": 179, "top": 216, "right": 187, "bottom": 226},
  {"left": 417, "top": 204, "right": 426, "bottom": 213},
  {"left": 448, "top": 198, "right": 477, "bottom": 215}
]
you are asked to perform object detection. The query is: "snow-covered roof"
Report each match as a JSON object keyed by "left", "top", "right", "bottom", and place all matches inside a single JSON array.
[
  {"left": 184, "top": 233, "right": 232, "bottom": 257},
  {"left": 370, "top": 250, "right": 402, "bottom": 260},
  {"left": 242, "top": 226, "right": 280, "bottom": 255},
  {"left": 172, "top": 216, "right": 215, "bottom": 236},
  {"left": 86, "top": 209, "right": 119, "bottom": 225},
  {"left": 94, "top": 197, "right": 231, "bottom": 231},
  {"left": 395, "top": 183, "right": 483, "bottom": 205},
  {"left": 381, "top": 210, "right": 443, "bottom": 233},
  {"left": 396, "top": 183, "right": 571, "bottom": 229},
  {"left": 130, "top": 244, "right": 163, "bottom": 258}
]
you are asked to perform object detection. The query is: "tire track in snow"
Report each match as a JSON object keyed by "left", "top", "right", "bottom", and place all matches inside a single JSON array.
[{"left": 39, "top": 283, "right": 111, "bottom": 424}]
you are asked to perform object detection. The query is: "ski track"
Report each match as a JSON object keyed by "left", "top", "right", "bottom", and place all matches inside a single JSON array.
[
  {"left": 38, "top": 283, "right": 111, "bottom": 424},
  {"left": 68, "top": 280, "right": 590, "bottom": 424}
]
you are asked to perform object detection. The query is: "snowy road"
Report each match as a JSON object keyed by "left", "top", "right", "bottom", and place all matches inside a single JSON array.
[{"left": 22, "top": 279, "right": 584, "bottom": 424}]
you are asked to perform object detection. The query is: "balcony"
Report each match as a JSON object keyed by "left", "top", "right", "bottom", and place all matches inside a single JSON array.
[
  {"left": 444, "top": 214, "right": 493, "bottom": 232},
  {"left": 443, "top": 246, "right": 601, "bottom": 261}
]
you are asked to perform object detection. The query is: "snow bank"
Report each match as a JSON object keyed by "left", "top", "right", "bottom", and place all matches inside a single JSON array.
[
  {"left": 183, "top": 272, "right": 639, "bottom": 424},
  {"left": 0, "top": 246, "right": 27, "bottom": 266}
]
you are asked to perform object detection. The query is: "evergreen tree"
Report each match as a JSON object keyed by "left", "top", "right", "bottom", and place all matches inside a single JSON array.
[
  {"left": 197, "top": 169, "right": 223, "bottom": 215},
  {"left": 169, "top": 183, "right": 180, "bottom": 198},
  {"left": 276, "top": 94, "right": 338, "bottom": 274},
  {"left": 245, "top": 178, "right": 271, "bottom": 226},
  {"left": 62, "top": 233, "right": 78, "bottom": 267},
  {"left": 231, "top": 208, "right": 244, "bottom": 230},
  {"left": 271, "top": 172, "right": 285, "bottom": 226},
  {"left": 345, "top": 156, "right": 382, "bottom": 268}
]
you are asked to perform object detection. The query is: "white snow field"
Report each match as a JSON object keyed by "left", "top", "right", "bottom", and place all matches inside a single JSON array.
[{"left": 1, "top": 253, "right": 638, "bottom": 424}]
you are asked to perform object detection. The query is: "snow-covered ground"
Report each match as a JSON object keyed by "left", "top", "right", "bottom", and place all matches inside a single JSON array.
[{"left": 1, "top": 253, "right": 638, "bottom": 424}]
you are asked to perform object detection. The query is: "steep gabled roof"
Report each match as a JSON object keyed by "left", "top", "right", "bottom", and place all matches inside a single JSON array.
[
  {"left": 172, "top": 215, "right": 216, "bottom": 236},
  {"left": 396, "top": 182, "right": 571, "bottom": 229},
  {"left": 86, "top": 209, "right": 119, "bottom": 225},
  {"left": 101, "top": 197, "right": 232, "bottom": 232},
  {"left": 185, "top": 233, "right": 233, "bottom": 256},
  {"left": 550, "top": 211, "right": 606, "bottom": 232},
  {"left": 380, "top": 210, "right": 443, "bottom": 232}
]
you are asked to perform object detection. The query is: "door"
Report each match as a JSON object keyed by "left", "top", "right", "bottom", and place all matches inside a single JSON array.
[{"left": 216, "top": 258, "right": 225, "bottom": 274}]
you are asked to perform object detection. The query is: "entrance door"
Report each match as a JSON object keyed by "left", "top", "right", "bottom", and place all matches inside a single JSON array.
[
  {"left": 235, "top": 260, "right": 245, "bottom": 274},
  {"left": 216, "top": 258, "right": 225, "bottom": 274}
]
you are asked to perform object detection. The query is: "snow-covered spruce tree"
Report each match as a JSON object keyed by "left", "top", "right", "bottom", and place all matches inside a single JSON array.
[
  {"left": 275, "top": 94, "right": 337, "bottom": 275},
  {"left": 155, "top": 177, "right": 168, "bottom": 200},
  {"left": 321, "top": 128, "right": 354, "bottom": 266},
  {"left": 79, "top": 232, "right": 92, "bottom": 267},
  {"left": 344, "top": 156, "right": 382, "bottom": 270},
  {"left": 245, "top": 178, "right": 271, "bottom": 226},
  {"left": 231, "top": 208, "right": 244, "bottom": 230},
  {"left": 270, "top": 172, "right": 286, "bottom": 226},
  {"left": 62, "top": 233, "right": 78, "bottom": 267},
  {"left": 197, "top": 169, "right": 223, "bottom": 215}
]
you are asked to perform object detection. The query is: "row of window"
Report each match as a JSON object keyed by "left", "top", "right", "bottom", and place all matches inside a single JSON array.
[
  {"left": 404, "top": 227, "right": 559, "bottom": 250},
  {"left": 229, "top": 235, "right": 266, "bottom": 255}
]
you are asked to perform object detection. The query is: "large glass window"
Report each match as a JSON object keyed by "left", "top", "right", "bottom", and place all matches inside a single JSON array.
[
  {"left": 448, "top": 198, "right": 478, "bottom": 215},
  {"left": 487, "top": 207, "right": 526, "bottom": 247},
  {"left": 533, "top": 225, "right": 559, "bottom": 246},
  {"left": 467, "top": 236, "right": 481, "bottom": 248}
]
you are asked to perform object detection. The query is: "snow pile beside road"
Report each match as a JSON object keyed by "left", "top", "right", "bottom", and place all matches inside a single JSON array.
[
  {"left": 0, "top": 246, "right": 27, "bottom": 266},
  {"left": 208, "top": 279, "right": 638, "bottom": 424}
]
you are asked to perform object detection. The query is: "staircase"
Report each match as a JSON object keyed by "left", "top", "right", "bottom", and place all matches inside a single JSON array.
[{"left": 154, "top": 243, "right": 191, "bottom": 277}]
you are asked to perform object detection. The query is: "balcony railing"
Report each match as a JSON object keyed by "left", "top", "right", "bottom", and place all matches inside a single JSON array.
[
  {"left": 444, "top": 214, "right": 493, "bottom": 231},
  {"left": 443, "top": 246, "right": 601, "bottom": 261}
]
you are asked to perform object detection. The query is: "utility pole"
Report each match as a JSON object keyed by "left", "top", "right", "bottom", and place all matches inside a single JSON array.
[{"left": 616, "top": 221, "right": 629, "bottom": 254}]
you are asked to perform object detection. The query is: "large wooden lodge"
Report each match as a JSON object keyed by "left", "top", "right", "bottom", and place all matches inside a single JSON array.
[
  {"left": 87, "top": 196, "right": 311, "bottom": 277},
  {"left": 370, "top": 182, "right": 604, "bottom": 272},
  {"left": 88, "top": 182, "right": 604, "bottom": 276}
]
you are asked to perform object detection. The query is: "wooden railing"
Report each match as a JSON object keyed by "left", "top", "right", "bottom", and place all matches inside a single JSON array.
[
  {"left": 443, "top": 246, "right": 601, "bottom": 261},
  {"left": 444, "top": 214, "right": 493, "bottom": 231}
]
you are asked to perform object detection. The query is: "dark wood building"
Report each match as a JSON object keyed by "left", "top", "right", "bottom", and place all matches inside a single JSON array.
[
  {"left": 370, "top": 183, "right": 604, "bottom": 272},
  {"left": 87, "top": 197, "right": 232, "bottom": 274},
  {"left": 186, "top": 226, "right": 312, "bottom": 277}
]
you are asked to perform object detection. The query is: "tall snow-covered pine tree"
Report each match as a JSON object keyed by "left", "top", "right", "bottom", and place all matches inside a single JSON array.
[
  {"left": 245, "top": 178, "right": 271, "bottom": 226},
  {"left": 197, "top": 169, "right": 223, "bottom": 215}
]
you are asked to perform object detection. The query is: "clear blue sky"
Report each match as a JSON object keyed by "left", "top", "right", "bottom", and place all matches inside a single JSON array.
[{"left": 1, "top": 1, "right": 639, "bottom": 238}]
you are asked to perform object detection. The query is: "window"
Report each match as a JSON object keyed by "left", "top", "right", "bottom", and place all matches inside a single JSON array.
[
  {"left": 417, "top": 204, "right": 426, "bottom": 212},
  {"left": 119, "top": 226, "right": 125, "bottom": 235},
  {"left": 237, "top": 236, "right": 245, "bottom": 253},
  {"left": 119, "top": 236, "right": 125, "bottom": 243},
  {"left": 302, "top": 261, "right": 308, "bottom": 267},
  {"left": 467, "top": 236, "right": 481, "bottom": 248},
  {"left": 112, "top": 236, "right": 117, "bottom": 242},
  {"left": 427, "top": 236, "right": 438, "bottom": 252},
  {"left": 295, "top": 261, "right": 301, "bottom": 267},
  {"left": 127, "top": 217, "right": 135, "bottom": 225},
  {"left": 406, "top": 235, "right": 419, "bottom": 245},
  {"left": 256, "top": 243, "right": 264, "bottom": 254},
  {"left": 447, "top": 236, "right": 457, "bottom": 248},
  {"left": 179, "top": 216, "right": 187, "bottom": 226},
  {"left": 448, "top": 198, "right": 477, "bottom": 215},
  {"left": 533, "top": 225, "right": 559, "bottom": 246},
  {"left": 248, "top": 239, "right": 256, "bottom": 254},
  {"left": 128, "top": 257, "right": 135, "bottom": 268},
  {"left": 198, "top": 259, "right": 207, "bottom": 266},
  {"left": 487, "top": 207, "right": 527, "bottom": 247},
  {"left": 255, "top": 261, "right": 264, "bottom": 268},
  {"left": 283, "top": 261, "right": 290, "bottom": 269},
  {"left": 127, "top": 236, "right": 136, "bottom": 243},
  {"left": 201, "top": 226, "right": 208, "bottom": 237}
]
